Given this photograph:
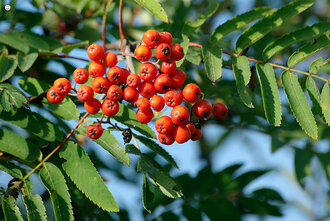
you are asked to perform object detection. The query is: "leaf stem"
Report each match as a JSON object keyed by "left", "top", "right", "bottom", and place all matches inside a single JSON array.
[
  {"left": 102, "top": 0, "right": 114, "bottom": 49},
  {"left": 132, "top": 134, "right": 140, "bottom": 150}
]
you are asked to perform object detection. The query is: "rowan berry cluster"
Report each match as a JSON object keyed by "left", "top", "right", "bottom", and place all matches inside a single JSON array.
[{"left": 47, "top": 29, "right": 228, "bottom": 145}]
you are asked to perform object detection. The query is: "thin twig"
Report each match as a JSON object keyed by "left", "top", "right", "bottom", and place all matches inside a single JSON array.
[
  {"left": 102, "top": 0, "right": 114, "bottom": 49},
  {"left": 39, "top": 54, "right": 90, "bottom": 62},
  {"left": 119, "top": 0, "right": 128, "bottom": 40}
]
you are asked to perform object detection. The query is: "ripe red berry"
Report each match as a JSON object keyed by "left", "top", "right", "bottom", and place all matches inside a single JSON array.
[
  {"left": 172, "top": 125, "right": 191, "bottom": 144},
  {"left": 191, "top": 128, "right": 202, "bottom": 141},
  {"left": 126, "top": 74, "right": 141, "bottom": 88},
  {"left": 185, "top": 122, "right": 195, "bottom": 135},
  {"left": 139, "top": 62, "right": 157, "bottom": 82},
  {"left": 170, "top": 69, "right": 186, "bottom": 89},
  {"left": 158, "top": 133, "right": 175, "bottom": 145},
  {"left": 182, "top": 83, "right": 201, "bottom": 103},
  {"left": 87, "top": 122, "right": 103, "bottom": 139},
  {"left": 107, "top": 85, "right": 122, "bottom": 101},
  {"left": 154, "top": 74, "right": 172, "bottom": 94},
  {"left": 139, "top": 81, "right": 156, "bottom": 99},
  {"left": 155, "top": 116, "right": 174, "bottom": 134},
  {"left": 212, "top": 103, "right": 228, "bottom": 119},
  {"left": 92, "top": 77, "right": 111, "bottom": 94},
  {"left": 155, "top": 43, "right": 171, "bottom": 61},
  {"left": 123, "top": 87, "right": 139, "bottom": 103},
  {"left": 143, "top": 30, "right": 160, "bottom": 48},
  {"left": 47, "top": 87, "right": 65, "bottom": 104},
  {"left": 84, "top": 98, "right": 102, "bottom": 114},
  {"left": 77, "top": 85, "right": 94, "bottom": 102},
  {"left": 193, "top": 99, "right": 212, "bottom": 119},
  {"left": 170, "top": 105, "right": 189, "bottom": 125},
  {"left": 135, "top": 45, "right": 152, "bottom": 62},
  {"left": 107, "top": 66, "right": 124, "bottom": 84},
  {"left": 136, "top": 108, "right": 153, "bottom": 124},
  {"left": 102, "top": 99, "right": 119, "bottom": 117},
  {"left": 88, "top": 61, "right": 106, "bottom": 78},
  {"left": 171, "top": 44, "right": 184, "bottom": 61},
  {"left": 53, "top": 78, "right": 71, "bottom": 95},
  {"left": 121, "top": 68, "right": 130, "bottom": 84},
  {"left": 136, "top": 97, "right": 151, "bottom": 112},
  {"left": 150, "top": 95, "right": 165, "bottom": 112},
  {"left": 73, "top": 68, "right": 89, "bottom": 84},
  {"left": 159, "top": 32, "right": 173, "bottom": 45},
  {"left": 87, "top": 43, "right": 104, "bottom": 62},
  {"left": 103, "top": 52, "right": 118, "bottom": 67},
  {"left": 164, "top": 89, "right": 183, "bottom": 107},
  {"left": 160, "top": 59, "right": 176, "bottom": 75}
]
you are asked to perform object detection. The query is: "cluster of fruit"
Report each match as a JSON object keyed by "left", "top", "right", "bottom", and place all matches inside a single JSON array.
[{"left": 47, "top": 29, "right": 228, "bottom": 145}]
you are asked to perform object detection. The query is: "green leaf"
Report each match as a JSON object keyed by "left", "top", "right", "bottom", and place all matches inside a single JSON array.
[
  {"left": 281, "top": 71, "right": 318, "bottom": 140},
  {"left": 112, "top": 104, "right": 156, "bottom": 139},
  {"left": 0, "top": 33, "right": 29, "bottom": 53},
  {"left": 235, "top": 0, "right": 314, "bottom": 54},
  {"left": 233, "top": 170, "right": 270, "bottom": 189},
  {"left": 0, "top": 129, "right": 41, "bottom": 162},
  {"left": 288, "top": 32, "right": 330, "bottom": 67},
  {"left": 59, "top": 141, "right": 119, "bottom": 212},
  {"left": 2, "top": 196, "right": 24, "bottom": 221},
  {"left": 294, "top": 148, "right": 312, "bottom": 187},
  {"left": 201, "top": 43, "right": 222, "bottom": 82},
  {"left": 320, "top": 82, "right": 330, "bottom": 126},
  {"left": 136, "top": 135, "right": 178, "bottom": 168},
  {"left": 262, "top": 22, "right": 330, "bottom": 60},
  {"left": 0, "top": 108, "right": 65, "bottom": 142},
  {"left": 238, "top": 197, "right": 282, "bottom": 216},
  {"left": 125, "top": 144, "right": 141, "bottom": 155},
  {"left": 185, "top": 47, "right": 202, "bottom": 65},
  {"left": 232, "top": 56, "right": 254, "bottom": 108},
  {"left": 43, "top": 97, "right": 80, "bottom": 121},
  {"left": 39, "top": 162, "right": 73, "bottom": 221},
  {"left": 182, "top": 205, "right": 202, "bottom": 221},
  {"left": 317, "top": 154, "right": 330, "bottom": 181},
  {"left": 134, "top": 0, "right": 168, "bottom": 23},
  {"left": 17, "top": 52, "right": 38, "bottom": 72},
  {"left": 255, "top": 63, "right": 281, "bottom": 126},
  {"left": 0, "top": 83, "right": 28, "bottom": 112},
  {"left": 18, "top": 77, "right": 48, "bottom": 96},
  {"left": 75, "top": 125, "right": 129, "bottom": 165},
  {"left": 21, "top": 181, "right": 47, "bottom": 221},
  {"left": 251, "top": 188, "right": 284, "bottom": 203},
  {"left": 19, "top": 32, "right": 49, "bottom": 51},
  {"left": 176, "top": 34, "right": 189, "bottom": 67},
  {"left": 0, "top": 161, "right": 23, "bottom": 179},
  {"left": 0, "top": 53, "right": 18, "bottom": 82},
  {"left": 211, "top": 7, "right": 275, "bottom": 43},
  {"left": 306, "top": 76, "right": 322, "bottom": 116},
  {"left": 309, "top": 57, "right": 330, "bottom": 74},
  {"left": 142, "top": 174, "right": 154, "bottom": 213},
  {"left": 61, "top": 41, "right": 89, "bottom": 54}
]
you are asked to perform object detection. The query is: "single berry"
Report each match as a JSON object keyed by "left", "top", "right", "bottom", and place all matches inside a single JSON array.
[
  {"left": 123, "top": 87, "right": 139, "bottom": 103},
  {"left": 155, "top": 43, "right": 171, "bottom": 61},
  {"left": 191, "top": 128, "right": 202, "bottom": 141},
  {"left": 102, "top": 99, "right": 119, "bottom": 117},
  {"left": 212, "top": 102, "right": 228, "bottom": 119},
  {"left": 107, "top": 85, "right": 123, "bottom": 101},
  {"left": 126, "top": 74, "right": 141, "bottom": 88},
  {"left": 185, "top": 122, "right": 196, "bottom": 135},
  {"left": 136, "top": 97, "right": 151, "bottom": 112},
  {"left": 170, "top": 69, "right": 186, "bottom": 89},
  {"left": 87, "top": 43, "right": 104, "bottom": 61},
  {"left": 172, "top": 125, "right": 191, "bottom": 144},
  {"left": 84, "top": 98, "right": 102, "bottom": 114},
  {"left": 47, "top": 87, "right": 65, "bottom": 104},
  {"left": 107, "top": 66, "right": 124, "bottom": 84},
  {"left": 53, "top": 78, "right": 71, "bottom": 95},
  {"left": 164, "top": 89, "right": 183, "bottom": 107},
  {"left": 77, "top": 85, "right": 94, "bottom": 102},
  {"left": 139, "top": 62, "right": 157, "bottom": 82},
  {"left": 159, "top": 32, "right": 173, "bottom": 45},
  {"left": 193, "top": 99, "right": 212, "bottom": 119},
  {"left": 88, "top": 61, "right": 106, "bottom": 78},
  {"left": 158, "top": 133, "right": 175, "bottom": 145},
  {"left": 154, "top": 74, "right": 172, "bottom": 94},
  {"left": 135, "top": 45, "right": 152, "bottom": 62},
  {"left": 121, "top": 68, "right": 130, "bottom": 84},
  {"left": 150, "top": 95, "right": 165, "bottom": 112},
  {"left": 103, "top": 51, "right": 118, "bottom": 67},
  {"left": 171, "top": 44, "right": 184, "bottom": 61},
  {"left": 170, "top": 105, "right": 189, "bottom": 125},
  {"left": 155, "top": 116, "right": 174, "bottom": 134},
  {"left": 139, "top": 81, "right": 156, "bottom": 99},
  {"left": 92, "top": 77, "right": 111, "bottom": 94},
  {"left": 143, "top": 30, "right": 160, "bottom": 48},
  {"left": 87, "top": 122, "right": 103, "bottom": 139},
  {"left": 182, "top": 83, "right": 201, "bottom": 103},
  {"left": 136, "top": 108, "right": 153, "bottom": 124},
  {"left": 160, "top": 59, "right": 176, "bottom": 75},
  {"left": 73, "top": 68, "right": 89, "bottom": 84}
]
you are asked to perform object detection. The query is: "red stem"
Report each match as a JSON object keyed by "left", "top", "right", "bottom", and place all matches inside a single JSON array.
[{"left": 119, "top": 0, "right": 128, "bottom": 40}]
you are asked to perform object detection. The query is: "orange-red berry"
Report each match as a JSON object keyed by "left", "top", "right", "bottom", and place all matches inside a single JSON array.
[
  {"left": 136, "top": 108, "right": 153, "bottom": 124},
  {"left": 73, "top": 68, "right": 89, "bottom": 84},
  {"left": 135, "top": 45, "right": 152, "bottom": 62},
  {"left": 87, "top": 122, "right": 103, "bottom": 139},
  {"left": 47, "top": 87, "right": 65, "bottom": 104},
  {"left": 139, "top": 62, "right": 157, "bottom": 82},
  {"left": 191, "top": 128, "right": 202, "bottom": 141},
  {"left": 182, "top": 83, "right": 201, "bottom": 103},
  {"left": 170, "top": 105, "right": 189, "bottom": 125},
  {"left": 155, "top": 116, "right": 174, "bottom": 134},
  {"left": 53, "top": 78, "right": 71, "bottom": 95},
  {"left": 154, "top": 74, "right": 172, "bottom": 94},
  {"left": 102, "top": 99, "right": 119, "bottom": 117},
  {"left": 126, "top": 74, "right": 141, "bottom": 88},
  {"left": 212, "top": 102, "right": 228, "bottom": 119},
  {"left": 158, "top": 133, "right": 175, "bottom": 145},
  {"left": 92, "top": 77, "right": 111, "bottom": 94},
  {"left": 193, "top": 99, "right": 212, "bottom": 119},
  {"left": 164, "top": 89, "right": 183, "bottom": 107},
  {"left": 139, "top": 81, "right": 156, "bottom": 99},
  {"left": 77, "top": 85, "right": 94, "bottom": 102},
  {"left": 123, "top": 87, "right": 139, "bottom": 103},
  {"left": 121, "top": 68, "right": 130, "bottom": 84},
  {"left": 88, "top": 61, "right": 106, "bottom": 78},
  {"left": 160, "top": 59, "right": 176, "bottom": 75},
  {"left": 185, "top": 122, "right": 195, "bottom": 135},
  {"left": 107, "top": 66, "right": 124, "bottom": 84},
  {"left": 143, "top": 30, "right": 160, "bottom": 48},
  {"left": 155, "top": 43, "right": 171, "bottom": 61},
  {"left": 171, "top": 44, "right": 184, "bottom": 61},
  {"left": 107, "top": 85, "right": 122, "bottom": 101},
  {"left": 150, "top": 95, "right": 165, "bottom": 112},
  {"left": 170, "top": 69, "right": 186, "bottom": 89},
  {"left": 103, "top": 52, "right": 118, "bottom": 67},
  {"left": 172, "top": 125, "right": 191, "bottom": 144},
  {"left": 84, "top": 98, "right": 101, "bottom": 114},
  {"left": 159, "top": 32, "right": 173, "bottom": 45},
  {"left": 136, "top": 97, "right": 151, "bottom": 112},
  {"left": 87, "top": 43, "right": 104, "bottom": 62}
]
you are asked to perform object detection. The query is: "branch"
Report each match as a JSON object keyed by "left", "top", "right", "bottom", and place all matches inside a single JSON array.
[
  {"left": 119, "top": 0, "right": 128, "bottom": 41},
  {"left": 102, "top": 0, "right": 114, "bottom": 49},
  {"left": 39, "top": 54, "right": 89, "bottom": 62}
]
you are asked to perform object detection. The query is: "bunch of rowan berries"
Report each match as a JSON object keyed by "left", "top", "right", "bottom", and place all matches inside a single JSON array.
[{"left": 47, "top": 29, "right": 228, "bottom": 145}]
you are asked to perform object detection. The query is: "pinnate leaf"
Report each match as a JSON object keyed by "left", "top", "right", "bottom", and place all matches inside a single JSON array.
[
  {"left": 201, "top": 43, "right": 222, "bottom": 82},
  {"left": 142, "top": 174, "right": 154, "bottom": 213},
  {"left": 22, "top": 181, "right": 47, "bottom": 221},
  {"left": 0, "top": 83, "right": 28, "bottom": 112},
  {"left": 294, "top": 148, "right": 312, "bottom": 187},
  {"left": 2, "top": 196, "right": 24, "bottom": 221},
  {"left": 0, "top": 53, "right": 18, "bottom": 82},
  {"left": 320, "top": 82, "right": 330, "bottom": 126},
  {"left": 305, "top": 76, "right": 322, "bottom": 116},
  {"left": 43, "top": 97, "right": 80, "bottom": 121},
  {"left": 17, "top": 52, "right": 38, "bottom": 72},
  {"left": 0, "top": 161, "right": 23, "bottom": 179},
  {"left": 134, "top": 0, "right": 168, "bottom": 23}
]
